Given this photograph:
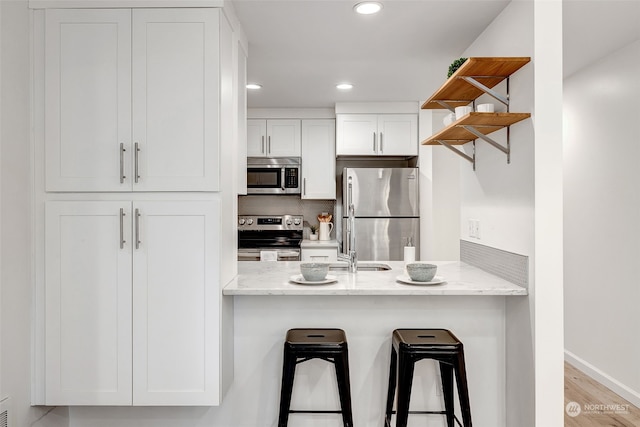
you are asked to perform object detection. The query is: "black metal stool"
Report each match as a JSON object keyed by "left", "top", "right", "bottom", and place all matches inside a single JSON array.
[
  {"left": 278, "top": 328, "right": 354, "bottom": 427},
  {"left": 384, "top": 329, "right": 472, "bottom": 427}
]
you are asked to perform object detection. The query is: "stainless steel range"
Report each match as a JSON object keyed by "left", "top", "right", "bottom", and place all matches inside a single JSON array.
[{"left": 237, "top": 215, "right": 304, "bottom": 261}]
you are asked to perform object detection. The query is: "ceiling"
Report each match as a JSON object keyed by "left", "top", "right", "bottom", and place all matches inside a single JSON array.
[
  {"left": 563, "top": 0, "right": 640, "bottom": 78},
  {"left": 232, "top": 0, "right": 511, "bottom": 108},
  {"left": 232, "top": 0, "right": 640, "bottom": 109}
]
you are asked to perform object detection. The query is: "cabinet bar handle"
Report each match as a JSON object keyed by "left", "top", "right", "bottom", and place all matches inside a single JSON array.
[
  {"left": 119, "top": 143, "right": 126, "bottom": 183},
  {"left": 303, "top": 178, "right": 306, "bottom": 196},
  {"left": 135, "top": 208, "right": 141, "bottom": 249},
  {"left": 268, "top": 136, "right": 271, "bottom": 155},
  {"left": 119, "top": 208, "right": 126, "bottom": 249},
  {"left": 380, "top": 132, "right": 383, "bottom": 154},
  {"left": 261, "top": 136, "right": 265, "bottom": 154},
  {"left": 134, "top": 142, "right": 140, "bottom": 183},
  {"left": 373, "top": 132, "right": 377, "bottom": 153}
]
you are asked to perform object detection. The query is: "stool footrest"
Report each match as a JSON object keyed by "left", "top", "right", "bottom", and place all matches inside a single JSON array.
[{"left": 289, "top": 410, "right": 343, "bottom": 414}]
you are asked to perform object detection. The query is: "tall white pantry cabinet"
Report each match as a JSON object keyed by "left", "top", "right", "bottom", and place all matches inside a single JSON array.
[{"left": 33, "top": 6, "right": 241, "bottom": 407}]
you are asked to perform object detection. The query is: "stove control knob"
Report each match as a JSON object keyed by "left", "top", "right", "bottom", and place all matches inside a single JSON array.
[
  {"left": 246, "top": 218, "right": 254, "bottom": 225},
  {"left": 286, "top": 219, "right": 293, "bottom": 226},
  {"left": 293, "top": 218, "right": 301, "bottom": 225},
  {"left": 238, "top": 218, "right": 246, "bottom": 226}
]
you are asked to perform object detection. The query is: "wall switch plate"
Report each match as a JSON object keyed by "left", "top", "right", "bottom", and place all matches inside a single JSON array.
[{"left": 468, "top": 219, "right": 480, "bottom": 239}]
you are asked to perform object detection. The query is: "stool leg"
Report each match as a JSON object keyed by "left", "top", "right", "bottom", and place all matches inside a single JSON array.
[
  {"left": 334, "top": 349, "right": 354, "bottom": 427},
  {"left": 384, "top": 347, "right": 398, "bottom": 427},
  {"left": 439, "top": 360, "right": 455, "bottom": 427},
  {"left": 454, "top": 350, "right": 472, "bottom": 427},
  {"left": 395, "top": 351, "right": 415, "bottom": 427},
  {"left": 277, "top": 346, "right": 297, "bottom": 427}
]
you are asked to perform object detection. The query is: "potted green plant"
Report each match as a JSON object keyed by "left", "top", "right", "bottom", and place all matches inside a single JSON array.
[
  {"left": 447, "top": 57, "right": 468, "bottom": 78},
  {"left": 309, "top": 224, "right": 319, "bottom": 241}
]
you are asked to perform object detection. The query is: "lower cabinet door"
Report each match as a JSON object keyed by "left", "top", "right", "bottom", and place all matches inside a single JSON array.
[
  {"left": 44, "top": 200, "right": 220, "bottom": 406},
  {"left": 132, "top": 201, "right": 220, "bottom": 405},
  {"left": 45, "top": 201, "right": 133, "bottom": 405}
]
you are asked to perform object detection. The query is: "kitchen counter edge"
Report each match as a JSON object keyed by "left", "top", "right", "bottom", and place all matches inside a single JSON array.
[{"left": 223, "top": 261, "right": 528, "bottom": 296}]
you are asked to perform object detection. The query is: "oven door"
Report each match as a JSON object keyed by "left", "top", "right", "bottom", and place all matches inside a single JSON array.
[{"left": 237, "top": 248, "right": 300, "bottom": 261}]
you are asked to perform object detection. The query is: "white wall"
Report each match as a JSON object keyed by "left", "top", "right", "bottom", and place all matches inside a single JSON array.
[
  {"left": 563, "top": 39, "right": 640, "bottom": 406},
  {"left": 454, "top": 2, "right": 565, "bottom": 426},
  {"left": 1, "top": 1, "right": 49, "bottom": 426},
  {"left": 458, "top": 4, "right": 536, "bottom": 425},
  {"left": 419, "top": 110, "right": 460, "bottom": 261}
]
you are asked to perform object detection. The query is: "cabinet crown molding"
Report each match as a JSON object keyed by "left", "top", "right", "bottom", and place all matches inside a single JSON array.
[{"left": 335, "top": 102, "right": 419, "bottom": 115}]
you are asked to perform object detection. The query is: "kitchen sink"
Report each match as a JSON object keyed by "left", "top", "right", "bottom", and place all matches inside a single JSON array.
[{"left": 328, "top": 262, "right": 392, "bottom": 271}]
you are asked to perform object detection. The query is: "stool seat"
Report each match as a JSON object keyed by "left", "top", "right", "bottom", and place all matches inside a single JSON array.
[
  {"left": 278, "top": 328, "right": 353, "bottom": 427},
  {"left": 286, "top": 328, "right": 347, "bottom": 348},
  {"left": 385, "top": 328, "right": 472, "bottom": 427},
  {"left": 393, "top": 329, "right": 461, "bottom": 351}
]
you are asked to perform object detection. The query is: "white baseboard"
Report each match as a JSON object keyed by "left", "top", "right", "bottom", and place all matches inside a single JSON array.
[{"left": 565, "top": 350, "right": 640, "bottom": 408}]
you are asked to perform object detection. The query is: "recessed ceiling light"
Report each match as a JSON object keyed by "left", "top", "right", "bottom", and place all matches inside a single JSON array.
[
  {"left": 246, "top": 83, "right": 262, "bottom": 90},
  {"left": 353, "top": 1, "right": 383, "bottom": 15},
  {"left": 336, "top": 83, "right": 354, "bottom": 90}
]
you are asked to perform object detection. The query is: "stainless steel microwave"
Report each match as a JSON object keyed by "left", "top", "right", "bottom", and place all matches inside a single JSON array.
[{"left": 246, "top": 157, "right": 301, "bottom": 195}]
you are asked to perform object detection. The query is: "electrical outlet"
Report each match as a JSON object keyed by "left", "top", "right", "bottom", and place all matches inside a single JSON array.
[{"left": 468, "top": 219, "right": 480, "bottom": 239}]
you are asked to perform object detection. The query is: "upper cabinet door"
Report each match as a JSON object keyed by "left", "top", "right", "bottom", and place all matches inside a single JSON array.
[
  {"left": 301, "top": 119, "right": 336, "bottom": 199},
  {"left": 45, "top": 201, "right": 133, "bottom": 405},
  {"left": 336, "top": 114, "right": 378, "bottom": 156},
  {"left": 45, "top": 9, "right": 132, "bottom": 192},
  {"left": 377, "top": 114, "right": 418, "bottom": 156},
  {"left": 247, "top": 119, "right": 267, "bottom": 157},
  {"left": 266, "top": 119, "right": 301, "bottom": 157},
  {"left": 132, "top": 9, "right": 220, "bottom": 191}
]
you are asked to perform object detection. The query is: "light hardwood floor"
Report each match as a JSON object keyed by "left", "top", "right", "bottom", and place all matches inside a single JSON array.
[{"left": 565, "top": 362, "right": 640, "bottom": 427}]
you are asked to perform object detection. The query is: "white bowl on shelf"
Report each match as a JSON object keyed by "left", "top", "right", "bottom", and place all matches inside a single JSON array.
[
  {"left": 443, "top": 113, "right": 455, "bottom": 126},
  {"left": 476, "top": 103, "right": 495, "bottom": 113},
  {"left": 455, "top": 105, "right": 473, "bottom": 120}
]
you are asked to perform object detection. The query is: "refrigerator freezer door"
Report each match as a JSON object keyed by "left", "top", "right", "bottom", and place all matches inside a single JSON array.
[
  {"left": 343, "top": 218, "right": 419, "bottom": 261},
  {"left": 343, "top": 168, "right": 419, "bottom": 217}
]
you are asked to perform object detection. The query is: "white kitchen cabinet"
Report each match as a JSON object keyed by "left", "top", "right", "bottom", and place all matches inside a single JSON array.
[
  {"left": 44, "top": 8, "right": 220, "bottom": 192},
  {"left": 45, "top": 200, "right": 220, "bottom": 406},
  {"left": 336, "top": 114, "right": 417, "bottom": 156},
  {"left": 301, "top": 248, "right": 338, "bottom": 262},
  {"left": 300, "top": 240, "right": 339, "bottom": 262},
  {"left": 301, "top": 119, "right": 336, "bottom": 199},
  {"left": 247, "top": 119, "right": 301, "bottom": 157},
  {"left": 45, "top": 201, "right": 133, "bottom": 405}
]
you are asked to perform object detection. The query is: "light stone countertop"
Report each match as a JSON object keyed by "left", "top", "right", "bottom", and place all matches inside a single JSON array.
[{"left": 223, "top": 261, "right": 528, "bottom": 296}]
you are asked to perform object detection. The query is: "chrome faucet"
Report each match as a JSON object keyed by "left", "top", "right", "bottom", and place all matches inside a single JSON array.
[{"left": 338, "top": 177, "right": 357, "bottom": 272}]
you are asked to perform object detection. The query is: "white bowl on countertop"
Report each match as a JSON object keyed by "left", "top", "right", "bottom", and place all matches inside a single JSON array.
[
  {"left": 405, "top": 262, "right": 438, "bottom": 282},
  {"left": 300, "top": 262, "right": 330, "bottom": 282}
]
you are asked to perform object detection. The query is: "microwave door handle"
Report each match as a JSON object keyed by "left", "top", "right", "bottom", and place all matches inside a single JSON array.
[{"left": 281, "top": 168, "right": 286, "bottom": 191}]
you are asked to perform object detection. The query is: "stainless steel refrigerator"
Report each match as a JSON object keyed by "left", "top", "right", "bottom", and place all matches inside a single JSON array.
[{"left": 342, "top": 167, "right": 419, "bottom": 261}]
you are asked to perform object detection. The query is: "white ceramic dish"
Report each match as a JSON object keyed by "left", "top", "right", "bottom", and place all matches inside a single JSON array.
[
  {"left": 290, "top": 274, "right": 338, "bottom": 285},
  {"left": 396, "top": 275, "right": 446, "bottom": 286}
]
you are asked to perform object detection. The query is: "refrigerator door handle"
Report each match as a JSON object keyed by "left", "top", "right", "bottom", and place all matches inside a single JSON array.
[{"left": 347, "top": 176, "right": 353, "bottom": 207}]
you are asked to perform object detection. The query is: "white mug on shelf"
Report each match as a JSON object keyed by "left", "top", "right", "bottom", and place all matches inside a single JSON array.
[
  {"left": 476, "top": 103, "right": 495, "bottom": 113},
  {"left": 319, "top": 222, "right": 333, "bottom": 241},
  {"left": 455, "top": 105, "right": 473, "bottom": 120}
]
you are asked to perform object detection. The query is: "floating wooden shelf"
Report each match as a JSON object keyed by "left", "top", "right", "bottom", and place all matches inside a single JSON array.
[
  {"left": 421, "top": 57, "right": 530, "bottom": 110},
  {"left": 422, "top": 112, "right": 531, "bottom": 146},
  {"left": 420, "top": 57, "right": 531, "bottom": 169}
]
